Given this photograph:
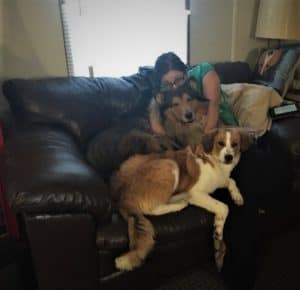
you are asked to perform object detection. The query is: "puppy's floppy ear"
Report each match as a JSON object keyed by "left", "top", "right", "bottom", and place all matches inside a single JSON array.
[
  {"left": 202, "top": 129, "right": 218, "bottom": 153},
  {"left": 185, "top": 146, "right": 199, "bottom": 177},
  {"left": 155, "top": 92, "right": 165, "bottom": 104},
  {"left": 239, "top": 131, "right": 255, "bottom": 152}
]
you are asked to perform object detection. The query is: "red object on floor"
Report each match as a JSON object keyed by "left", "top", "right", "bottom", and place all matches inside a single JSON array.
[{"left": 0, "top": 124, "right": 19, "bottom": 239}]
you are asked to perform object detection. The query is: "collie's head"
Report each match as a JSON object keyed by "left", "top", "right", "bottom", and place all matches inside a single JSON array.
[
  {"left": 155, "top": 77, "right": 209, "bottom": 125},
  {"left": 202, "top": 128, "right": 254, "bottom": 165}
]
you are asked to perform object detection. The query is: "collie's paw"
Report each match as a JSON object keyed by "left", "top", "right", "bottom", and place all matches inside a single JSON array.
[{"left": 115, "top": 255, "right": 134, "bottom": 271}]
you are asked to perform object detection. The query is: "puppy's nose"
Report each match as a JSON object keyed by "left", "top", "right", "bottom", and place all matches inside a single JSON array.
[
  {"left": 225, "top": 154, "right": 233, "bottom": 163},
  {"left": 185, "top": 112, "right": 193, "bottom": 121}
]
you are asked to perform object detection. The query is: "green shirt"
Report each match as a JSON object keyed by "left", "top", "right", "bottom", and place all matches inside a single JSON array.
[{"left": 188, "top": 63, "right": 238, "bottom": 126}]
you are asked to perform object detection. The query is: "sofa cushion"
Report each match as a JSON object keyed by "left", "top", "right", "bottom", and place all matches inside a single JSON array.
[
  {"left": 96, "top": 206, "right": 213, "bottom": 253},
  {"left": 213, "top": 62, "right": 252, "bottom": 84},
  {"left": 2, "top": 74, "right": 153, "bottom": 145}
]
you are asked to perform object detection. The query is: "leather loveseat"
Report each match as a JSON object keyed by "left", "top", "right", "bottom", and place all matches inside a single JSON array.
[{"left": 1, "top": 62, "right": 300, "bottom": 290}]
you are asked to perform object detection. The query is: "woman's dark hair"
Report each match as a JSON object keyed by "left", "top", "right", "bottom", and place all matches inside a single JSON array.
[{"left": 154, "top": 52, "right": 187, "bottom": 88}]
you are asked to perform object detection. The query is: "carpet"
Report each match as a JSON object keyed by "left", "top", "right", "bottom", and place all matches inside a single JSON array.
[
  {"left": 153, "top": 228, "right": 300, "bottom": 290},
  {"left": 154, "top": 263, "right": 227, "bottom": 290},
  {"left": 253, "top": 228, "right": 300, "bottom": 290}
]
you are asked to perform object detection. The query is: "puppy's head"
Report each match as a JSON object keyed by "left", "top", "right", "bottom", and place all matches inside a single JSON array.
[{"left": 202, "top": 128, "right": 254, "bottom": 165}]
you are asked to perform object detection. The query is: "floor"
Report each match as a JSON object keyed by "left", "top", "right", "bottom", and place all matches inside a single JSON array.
[
  {"left": 2, "top": 228, "right": 300, "bottom": 290},
  {"left": 154, "top": 228, "right": 300, "bottom": 290}
]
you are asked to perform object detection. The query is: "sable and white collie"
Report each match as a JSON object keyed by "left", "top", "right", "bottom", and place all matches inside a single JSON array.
[{"left": 111, "top": 128, "right": 254, "bottom": 271}]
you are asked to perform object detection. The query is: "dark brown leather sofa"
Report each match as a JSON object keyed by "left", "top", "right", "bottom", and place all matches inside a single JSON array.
[{"left": 1, "top": 62, "right": 299, "bottom": 290}]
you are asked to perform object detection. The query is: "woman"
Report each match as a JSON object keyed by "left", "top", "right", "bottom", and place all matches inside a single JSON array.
[
  {"left": 150, "top": 52, "right": 237, "bottom": 135},
  {"left": 150, "top": 52, "right": 292, "bottom": 290}
]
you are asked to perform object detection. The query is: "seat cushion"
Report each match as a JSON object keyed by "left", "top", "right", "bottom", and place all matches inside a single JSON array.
[
  {"left": 96, "top": 206, "right": 213, "bottom": 253},
  {"left": 96, "top": 206, "right": 214, "bottom": 278}
]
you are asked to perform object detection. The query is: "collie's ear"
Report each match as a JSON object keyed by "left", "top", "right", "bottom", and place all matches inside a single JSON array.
[
  {"left": 187, "top": 77, "right": 198, "bottom": 91},
  {"left": 155, "top": 92, "right": 165, "bottom": 104},
  {"left": 240, "top": 131, "right": 255, "bottom": 152},
  {"left": 186, "top": 145, "right": 193, "bottom": 154},
  {"left": 202, "top": 129, "right": 218, "bottom": 153}
]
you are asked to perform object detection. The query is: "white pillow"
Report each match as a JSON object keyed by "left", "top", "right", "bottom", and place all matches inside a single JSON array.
[{"left": 222, "top": 83, "right": 283, "bottom": 136}]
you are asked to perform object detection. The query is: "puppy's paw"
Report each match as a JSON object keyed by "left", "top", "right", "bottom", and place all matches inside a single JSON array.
[
  {"left": 214, "top": 205, "right": 229, "bottom": 240},
  {"left": 233, "top": 193, "right": 244, "bottom": 206},
  {"left": 115, "top": 255, "right": 134, "bottom": 271},
  {"left": 214, "top": 239, "right": 226, "bottom": 272}
]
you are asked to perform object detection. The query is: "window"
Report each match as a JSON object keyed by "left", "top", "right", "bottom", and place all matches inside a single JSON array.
[{"left": 60, "top": 0, "right": 189, "bottom": 77}]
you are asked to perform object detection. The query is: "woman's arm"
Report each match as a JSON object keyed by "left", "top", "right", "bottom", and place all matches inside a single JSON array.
[
  {"left": 149, "top": 99, "right": 166, "bottom": 135},
  {"left": 202, "top": 70, "right": 221, "bottom": 132}
]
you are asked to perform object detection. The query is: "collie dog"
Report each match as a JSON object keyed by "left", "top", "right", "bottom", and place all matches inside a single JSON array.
[
  {"left": 87, "top": 78, "right": 209, "bottom": 173},
  {"left": 112, "top": 127, "right": 254, "bottom": 271}
]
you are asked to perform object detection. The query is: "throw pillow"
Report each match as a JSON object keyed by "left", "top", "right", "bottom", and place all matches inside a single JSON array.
[
  {"left": 222, "top": 83, "right": 282, "bottom": 136},
  {"left": 252, "top": 46, "right": 300, "bottom": 97}
]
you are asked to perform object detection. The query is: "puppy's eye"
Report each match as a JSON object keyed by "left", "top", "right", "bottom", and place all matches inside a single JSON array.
[
  {"left": 232, "top": 142, "right": 238, "bottom": 148},
  {"left": 218, "top": 141, "right": 225, "bottom": 147},
  {"left": 187, "top": 97, "right": 192, "bottom": 102},
  {"left": 172, "top": 103, "right": 179, "bottom": 107}
]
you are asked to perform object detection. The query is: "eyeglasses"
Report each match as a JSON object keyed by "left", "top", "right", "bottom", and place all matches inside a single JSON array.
[{"left": 160, "top": 75, "right": 187, "bottom": 92}]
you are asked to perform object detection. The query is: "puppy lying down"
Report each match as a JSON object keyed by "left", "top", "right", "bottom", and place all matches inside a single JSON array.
[{"left": 111, "top": 127, "right": 254, "bottom": 271}]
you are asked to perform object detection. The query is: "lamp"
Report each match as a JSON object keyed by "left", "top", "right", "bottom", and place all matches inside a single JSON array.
[{"left": 255, "top": 0, "right": 300, "bottom": 41}]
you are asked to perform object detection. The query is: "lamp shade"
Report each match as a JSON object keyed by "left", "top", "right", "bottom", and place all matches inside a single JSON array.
[{"left": 255, "top": 0, "right": 300, "bottom": 40}]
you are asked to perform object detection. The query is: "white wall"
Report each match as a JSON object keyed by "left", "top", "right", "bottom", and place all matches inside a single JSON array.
[
  {"left": 0, "top": 0, "right": 68, "bottom": 124},
  {"left": 2, "top": 0, "right": 67, "bottom": 80},
  {"left": 0, "top": 0, "right": 4, "bottom": 78},
  {"left": 0, "top": 0, "right": 9, "bottom": 123},
  {"left": 190, "top": 0, "right": 267, "bottom": 66}
]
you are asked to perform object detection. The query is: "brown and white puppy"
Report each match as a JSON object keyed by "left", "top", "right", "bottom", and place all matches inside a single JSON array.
[
  {"left": 111, "top": 147, "right": 201, "bottom": 271},
  {"left": 188, "top": 127, "right": 254, "bottom": 270},
  {"left": 112, "top": 127, "right": 254, "bottom": 271}
]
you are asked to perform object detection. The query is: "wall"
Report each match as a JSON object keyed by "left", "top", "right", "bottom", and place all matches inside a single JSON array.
[
  {"left": 0, "top": 0, "right": 3, "bottom": 78},
  {"left": 0, "top": 0, "right": 9, "bottom": 122},
  {"left": 190, "top": 0, "right": 267, "bottom": 66},
  {"left": 2, "top": 0, "right": 67, "bottom": 79},
  {"left": 0, "top": 0, "right": 68, "bottom": 125}
]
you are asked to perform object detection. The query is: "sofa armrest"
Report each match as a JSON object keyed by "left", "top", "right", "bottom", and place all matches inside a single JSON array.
[
  {"left": 2, "top": 126, "right": 112, "bottom": 223},
  {"left": 24, "top": 213, "right": 99, "bottom": 290},
  {"left": 271, "top": 115, "right": 300, "bottom": 161},
  {"left": 270, "top": 115, "right": 300, "bottom": 192}
]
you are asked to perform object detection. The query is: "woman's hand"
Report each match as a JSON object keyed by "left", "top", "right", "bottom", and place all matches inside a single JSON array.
[
  {"left": 202, "top": 70, "right": 221, "bottom": 132},
  {"left": 150, "top": 118, "right": 166, "bottom": 135},
  {"left": 149, "top": 99, "right": 166, "bottom": 135}
]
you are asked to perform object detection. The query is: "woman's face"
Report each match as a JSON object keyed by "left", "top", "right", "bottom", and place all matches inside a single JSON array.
[{"left": 160, "top": 70, "right": 187, "bottom": 92}]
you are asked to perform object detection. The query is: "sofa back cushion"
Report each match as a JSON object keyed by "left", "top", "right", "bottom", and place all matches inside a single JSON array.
[
  {"left": 213, "top": 61, "right": 252, "bottom": 84},
  {"left": 3, "top": 73, "right": 154, "bottom": 145},
  {"left": 2, "top": 61, "right": 251, "bottom": 145}
]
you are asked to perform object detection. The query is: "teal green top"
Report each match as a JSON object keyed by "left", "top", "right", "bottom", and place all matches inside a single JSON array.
[{"left": 188, "top": 63, "right": 238, "bottom": 126}]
